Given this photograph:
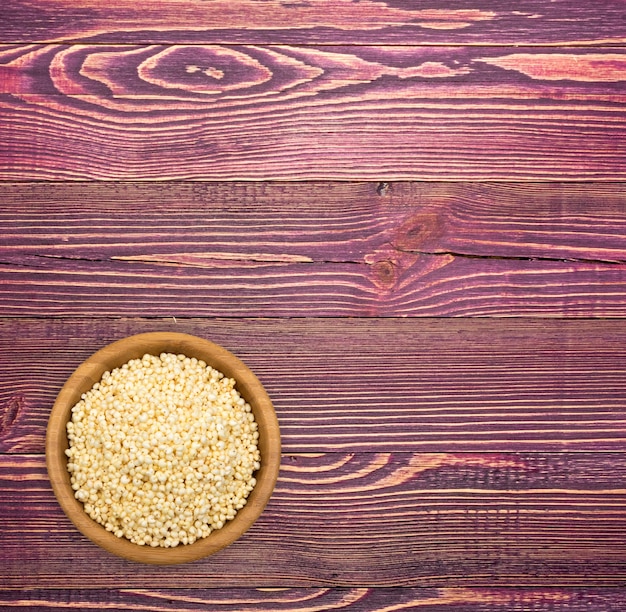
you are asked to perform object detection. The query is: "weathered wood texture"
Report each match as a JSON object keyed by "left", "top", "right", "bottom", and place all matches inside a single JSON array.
[
  {"left": 3, "top": 318, "right": 626, "bottom": 454},
  {"left": 1, "top": 45, "right": 624, "bottom": 180},
  {"left": 2, "top": 182, "right": 626, "bottom": 317},
  {"left": 2, "top": 588, "right": 626, "bottom": 612},
  {"left": 3, "top": 453, "right": 626, "bottom": 587},
  {"left": 2, "top": 0, "right": 626, "bottom": 45}
]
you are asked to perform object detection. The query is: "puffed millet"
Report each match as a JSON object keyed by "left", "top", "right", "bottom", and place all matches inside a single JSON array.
[{"left": 66, "top": 352, "right": 261, "bottom": 548}]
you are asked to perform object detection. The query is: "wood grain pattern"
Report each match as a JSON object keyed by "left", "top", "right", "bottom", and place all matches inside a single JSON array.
[
  {"left": 2, "top": 587, "right": 626, "bottom": 611},
  {"left": 3, "top": 0, "right": 625, "bottom": 605},
  {"left": 2, "top": 0, "right": 626, "bottom": 45},
  {"left": 3, "top": 453, "right": 626, "bottom": 587},
  {"left": 3, "top": 317, "right": 626, "bottom": 454},
  {"left": 1, "top": 45, "right": 624, "bottom": 180},
  {"left": 2, "top": 182, "right": 626, "bottom": 317}
]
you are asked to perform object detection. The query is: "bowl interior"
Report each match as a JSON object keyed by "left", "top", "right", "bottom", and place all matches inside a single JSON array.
[{"left": 46, "top": 332, "right": 281, "bottom": 564}]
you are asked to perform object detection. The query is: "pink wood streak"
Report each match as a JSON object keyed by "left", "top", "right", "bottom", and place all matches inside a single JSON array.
[{"left": 0, "top": 45, "right": 624, "bottom": 180}]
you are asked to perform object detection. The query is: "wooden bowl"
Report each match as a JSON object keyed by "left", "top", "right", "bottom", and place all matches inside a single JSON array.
[{"left": 46, "top": 332, "right": 281, "bottom": 564}]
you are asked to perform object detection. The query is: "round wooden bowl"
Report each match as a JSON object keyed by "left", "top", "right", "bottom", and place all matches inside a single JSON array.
[{"left": 46, "top": 332, "right": 281, "bottom": 565}]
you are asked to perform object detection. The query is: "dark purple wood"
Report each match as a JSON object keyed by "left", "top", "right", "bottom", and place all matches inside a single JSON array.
[
  {"left": 3, "top": 453, "right": 626, "bottom": 588},
  {"left": 2, "top": 0, "right": 625, "bottom": 606},
  {"left": 3, "top": 255, "right": 626, "bottom": 317},
  {"left": 2, "top": 587, "right": 626, "bottom": 611},
  {"left": 1, "top": 182, "right": 625, "bottom": 317},
  {"left": 2, "top": 318, "right": 626, "bottom": 454},
  {"left": 1, "top": 0, "right": 626, "bottom": 45},
  {"left": 0, "top": 45, "right": 624, "bottom": 180}
]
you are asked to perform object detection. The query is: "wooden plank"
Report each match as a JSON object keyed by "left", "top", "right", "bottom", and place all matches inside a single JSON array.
[
  {"left": 1, "top": 45, "right": 624, "bottom": 180},
  {"left": 2, "top": 182, "right": 626, "bottom": 317},
  {"left": 1, "top": 0, "right": 626, "bottom": 45},
  {"left": 3, "top": 255, "right": 626, "bottom": 317},
  {"left": 2, "top": 587, "right": 626, "bottom": 611},
  {"left": 4, "top": 181, "right": 626, "bottom": 261},
  {"left": 2, "top": 453, "right": 626, "bottom": 588},
  {"left": 2, "top": 318, "right": 626, "bottom": 454}
]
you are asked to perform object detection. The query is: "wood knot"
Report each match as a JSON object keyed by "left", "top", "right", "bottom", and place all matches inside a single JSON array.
[
  {"left": 371, "top": 259, "right": 398, "bottom": 290},
  {"left": 395, "top": 211, "right": 442, "bottom": 251},
  {"left": 377, "top": 182, "right": 392, "bottom": 196},
  {"left": 0, "top": 394, "right": 23, "bottom": 439}
]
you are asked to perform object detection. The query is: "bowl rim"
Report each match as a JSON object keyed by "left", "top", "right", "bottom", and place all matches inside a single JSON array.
[{"left": 46, "top": 331, "right": 281, "bottom": 565}]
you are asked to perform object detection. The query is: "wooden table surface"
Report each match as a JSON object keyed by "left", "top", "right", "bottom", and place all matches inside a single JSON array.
[{"left": 2, "top": 1, "right": 626, "bottom": 610}]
